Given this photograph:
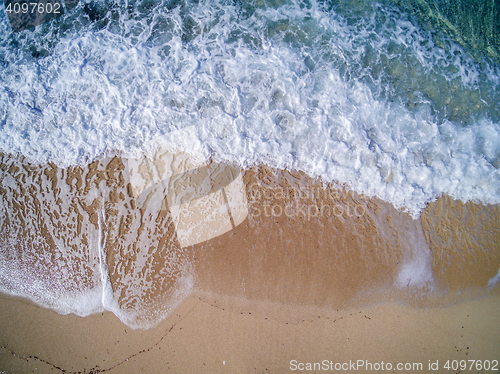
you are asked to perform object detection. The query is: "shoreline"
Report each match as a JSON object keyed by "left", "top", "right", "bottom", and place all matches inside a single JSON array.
[
  {"left": 1, "top": 152, "right": 499, "bottom": 312},
  {"left": 1, "top": 152, "right": 500, "bottom": 372}
]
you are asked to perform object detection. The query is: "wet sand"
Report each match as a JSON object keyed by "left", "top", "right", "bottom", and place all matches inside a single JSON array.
[{"left": 1, "top": 153, "right": 500, "bottom": 372}]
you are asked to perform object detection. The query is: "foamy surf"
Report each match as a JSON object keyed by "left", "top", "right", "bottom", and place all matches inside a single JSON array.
[
  {"left": 0, "top": 0, "right": 499, "bottom": 217},
  {"left": 0, "top": 0, "right": 499, "bottom": 329}
]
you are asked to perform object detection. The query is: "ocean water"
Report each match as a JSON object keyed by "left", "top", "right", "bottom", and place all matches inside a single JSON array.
[
  {"left": 1, "top": 0, "right": 499, "bottom": 216},
  {"left": 0, "top": 0, "right": 499, "bottom": 328}
]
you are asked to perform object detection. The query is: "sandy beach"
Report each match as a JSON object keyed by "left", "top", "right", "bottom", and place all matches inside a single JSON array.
[
  {"left": 1, "top": 0, "right": 500, "bottom": 371},
  {"left": 1, "top": 154, "right": 500, "bottom": 373},
  {"left": 1, "top": 292, "right": 499, "bottom": 373}
]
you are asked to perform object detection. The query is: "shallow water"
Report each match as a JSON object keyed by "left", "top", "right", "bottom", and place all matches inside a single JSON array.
[
  {"left": 0, "top": 0, "right": 499, "bottom": 328},
  {"left": 1, "top": 153, "right": 499, "bottom": 328}
]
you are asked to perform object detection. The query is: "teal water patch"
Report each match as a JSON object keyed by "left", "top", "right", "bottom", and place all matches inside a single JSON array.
[{"left": 386, "top": 0, "right": 500, "bottom": 64}]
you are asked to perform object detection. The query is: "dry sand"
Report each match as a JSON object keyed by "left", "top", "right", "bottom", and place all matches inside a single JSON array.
[
  {"left": 1, "top": 155, "right": 500, "bottom": 373},
  {"left": 1, "top": 292, "right": 499, "bottom": 373}
]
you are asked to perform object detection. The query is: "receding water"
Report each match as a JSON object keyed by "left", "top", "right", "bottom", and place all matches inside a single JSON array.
[{"left": 0, "top": 0, "right": 499, "bottom": 327}]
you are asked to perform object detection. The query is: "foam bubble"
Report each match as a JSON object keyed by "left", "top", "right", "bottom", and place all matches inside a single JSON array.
[{"left": 488, "top": 268, "right": 500, "bottom": 288}]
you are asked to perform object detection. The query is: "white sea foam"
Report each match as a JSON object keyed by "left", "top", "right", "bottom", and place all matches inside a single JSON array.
[
  {"left": 0, "top": 255, "right": 104, "bottom": 317},
  {"left": 1, "top": 0, "right": 499, "bottom": 217},
  {"left": 488, "top": 268, "right": 500, "bottom": 288}
]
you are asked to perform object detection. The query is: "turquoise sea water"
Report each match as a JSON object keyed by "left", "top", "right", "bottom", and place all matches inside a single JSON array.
[
  {"left": 388, "top": 0, "right": 499, "bottom": 63},
  {"left": 1, "top": 0, "right": 499, "bottom": 216}
]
